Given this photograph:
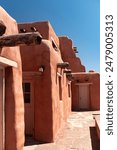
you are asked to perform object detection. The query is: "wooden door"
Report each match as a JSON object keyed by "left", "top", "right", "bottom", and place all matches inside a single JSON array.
[
  {"left": 23, "top": 82, "right": 34, "bottom": 136},
  {"left": 0, "top": 68, "right": 4, "bottom": 150},
  {"left": 79, "top": 84, "right": 89, "bottom": 110}
]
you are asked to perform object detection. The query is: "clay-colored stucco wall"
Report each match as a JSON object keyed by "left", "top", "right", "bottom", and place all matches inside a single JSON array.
[
  {"left": 90, "top": 73, "right": 100, "bottom": 110},
  {"left": 18, "top": 22, "right": 71, "bottom": 142},
  {"left": 72, "top": 73, "right": 100, "bottom": 110},
  {"left": 49, "top": 41, "right": 71, "bottom": 140},
  {"left": 59, "top": 37, "right": 100, "bottom": 110},
  {"left": 19, "top": 21, "right": 59, "bottom": 48},
  {"left": 19, "top": 40, "right": 53, "bottom": 142},
  {"left": 0, "top": 7, "right": 24, "bottom": 150},
  {"left": 59, "top": 36, "right": 85, "bottom": 72}
]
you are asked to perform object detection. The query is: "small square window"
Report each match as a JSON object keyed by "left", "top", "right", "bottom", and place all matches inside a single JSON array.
[
  {"left": 68, "top": 84, "right": 71, "bottom": 97},
  {"left": 24, "top": 93, "right": 30, "bottom": 103},
  {"left": 51, "top": 37, "right": 58, "bottom": 51},
  {"left": 58, "top": 77, "right": 62, "bottom": 100},
  {"left": 25, "top": 83, "right": 30, "bottom": 92},
  {"left": 23, "top": 82, "right": 31, "bottom": 103}
]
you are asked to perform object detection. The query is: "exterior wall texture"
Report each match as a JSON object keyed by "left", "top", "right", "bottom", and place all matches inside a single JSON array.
[
  {"left": 72, "top": 73, "right": 100, "bottom": 110},
  {"left": 59, "top": 36, "right": 100, "bottom": 110},
  {"left": 0, "top": 7, "right": 24, "bottom": 150},
  {"left": 59, "top": 36, "right": 85, "bottom": 72},
  {"left": 18, "top": 22, "right": 71, "bottom": 142},
  {"left": 0, "top": 7, "right": 100, "bottom": 149}
]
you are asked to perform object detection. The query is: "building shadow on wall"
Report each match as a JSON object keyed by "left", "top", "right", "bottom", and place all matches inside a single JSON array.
[
  {"left": 25, "top": 136, "right": 46, "bottom": 146},
  {"left": 90, "top": 127, "right": 100, "bottom": 150}
]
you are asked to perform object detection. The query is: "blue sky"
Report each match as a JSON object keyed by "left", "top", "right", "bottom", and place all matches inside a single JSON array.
[{"left": 0, "top": 0, "right": 100, "bottom": 72}]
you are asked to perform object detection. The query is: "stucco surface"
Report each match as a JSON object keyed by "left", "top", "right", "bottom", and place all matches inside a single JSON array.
[
  {"left": 72, "top": 73, "right": 100, "bottom": 110},
  {"left": 0, "top": 7, "right": 24, "bottom": 150},
  {"left": 18, "top": 22, "right": 72, "bottom": 143},
  {"left": 59, "top": 36, "right": 85, "bottom": 72}
]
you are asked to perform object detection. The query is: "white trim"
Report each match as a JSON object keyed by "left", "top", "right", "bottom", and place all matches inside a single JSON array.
[{"left": 0, "top": 56, "right": 17, "bottom": 68}]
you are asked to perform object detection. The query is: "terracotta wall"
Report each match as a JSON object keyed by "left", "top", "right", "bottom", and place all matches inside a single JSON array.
[
  {"left": 18, "top": 22, "right": 71, "bottom": 142},
  {"left": 72, "top": 73, "right": 100, "bottom": 110},
  {"left": 59, "top": 36, "right": 100, "bottom": 110},
  {"left": 59, "top": 36, "right": 85, "bottom": 72},
  {"left": 50, "top": 41, "right": 71, "bottom": 140},
  {"left": 89, "top": 73, "right": 100, "bottom": 110},
  {"left": 0, "top": 6, "right": 100, "bottom": 149},
  {"left": 19, "top": 21, "right": 59, "bottom": 47},
  {"left": 0, "top": 7, "right": 24, "bottom": 150}
]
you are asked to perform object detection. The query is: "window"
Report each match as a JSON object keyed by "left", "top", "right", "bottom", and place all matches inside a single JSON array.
[
  {"left": 68, "top": 84, "right": 71, "bottom": 97},
  {"left": 20, "top": 28, "right": 26, "bottom": 33},
  {"left": 23, "top": 82, "right": 31, "bottom": 103},
  {"left": 51, "top": 37, "right": 58, "bottom": 51},
  {"left": 58, "top": 77, "right": 62, "bottom": 100}
]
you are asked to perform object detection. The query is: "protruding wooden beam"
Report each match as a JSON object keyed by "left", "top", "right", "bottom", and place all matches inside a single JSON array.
[
  {"left": 57, "top": 62, "right": 69, "bottom": 68},
  {"left": 73, "top": 47, "right": 78, "bottom": 53},
  {"left": 66, "top": 73, "right": 74, "bottom": 81},
  {"left": 0, "top": 20, "right": 6, "bottom": 36},
  {"left": 0, "top": 32, "right": 42, "bottom": 48},
  {"left": 19, "top": 28, "right": 27, "bottom": 33},
  {"left": 64, "top": 69, "right": 72, "bottom": 73}
]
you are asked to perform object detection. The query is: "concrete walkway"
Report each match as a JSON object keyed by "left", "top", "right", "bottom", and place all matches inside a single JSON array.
[{"left": 24, "top": 111, "right": 100, "bottom": 150}]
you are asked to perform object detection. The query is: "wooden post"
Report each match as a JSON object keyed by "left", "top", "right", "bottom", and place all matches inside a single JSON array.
[
  {"left": 57, "top": 62, "right": 69, "bottom": 68},
  {"left": 0, "top": 21, "right": 6, "bottom": 36},
  {"left": 0, "top": 32, "right": 42, "bottom": 47}
]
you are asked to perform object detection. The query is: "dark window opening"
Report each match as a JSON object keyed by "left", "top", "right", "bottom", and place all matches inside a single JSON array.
[
  {"left": 31, "top": 27, "right": 38, "bottom": 32},
  {"left": 68, "top": 84, "right": 71, "bottom": 97},
  {"left": 23, "top": 82, "right": 31, "bottom": 103},
  {"left": 51, "top": 37, "right": 58, "bottom": 51},
  {"left": 20, "top": 28, "right": 26, "bottom": 33},
  {"left": 58, "top": 77, "right": 62, "bottom": 100}
]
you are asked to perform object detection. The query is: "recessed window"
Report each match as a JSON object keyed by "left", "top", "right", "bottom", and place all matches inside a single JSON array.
[
  {"left": 20, "top": 28, "right": 26, "bottom": 33},
  {"left": 58, "top": 77, "right": 62, "bottom": 100},
  {"left": 68, "top": 84, "right": 71, "bottom": 97},
  {"left": 23, "top": 82, "right": 31, "bottom": 103},
  {"left": 51, "top": 37, "right": 58, "bottom": 51},
  {"left": 31, "top": 27, "right": 37, "bottom": 32}
]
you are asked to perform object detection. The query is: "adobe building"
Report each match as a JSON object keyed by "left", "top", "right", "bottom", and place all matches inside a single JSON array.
[
  {"left": 0, "top": 7, "right": 42, "bottom": 150},
  {"left": 0, "top": 6, "right": 100, "bottom": 150},
  {"left": 0, "top": 7, "right": 24, "bottom": 150},
  {"left": 59, "top": 36, "right": 100, "bottom": 111},
  {"left": 18, "top": 22, "right": 72, "bottom": 143}
]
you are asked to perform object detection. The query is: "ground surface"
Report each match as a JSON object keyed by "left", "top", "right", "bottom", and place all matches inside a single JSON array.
[{"left": 24, "top": 111, "right": 100, "bottom": 150}]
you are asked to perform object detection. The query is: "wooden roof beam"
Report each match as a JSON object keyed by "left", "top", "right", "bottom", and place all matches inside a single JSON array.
[
  {"left": 57, "top": 62, "right": 69, "bottom": 68},
  {"left": 0, "top": 32, "right": 42, "bottom": 48}
]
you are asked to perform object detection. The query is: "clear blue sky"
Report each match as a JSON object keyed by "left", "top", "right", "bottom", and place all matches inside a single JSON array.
[{"left": 0, "top": 0, "right": 100, "bottom": 72}]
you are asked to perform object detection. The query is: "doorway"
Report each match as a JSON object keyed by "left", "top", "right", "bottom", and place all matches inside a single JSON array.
[
  {"left": 23, "top": 81, "right": 34, "bottom": 136},
  {"left": 78, "top": 84, "right": 90, "bottom": 110},
  {"left": 0, "top": 68, "right": 5, "bottom": 150}
]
